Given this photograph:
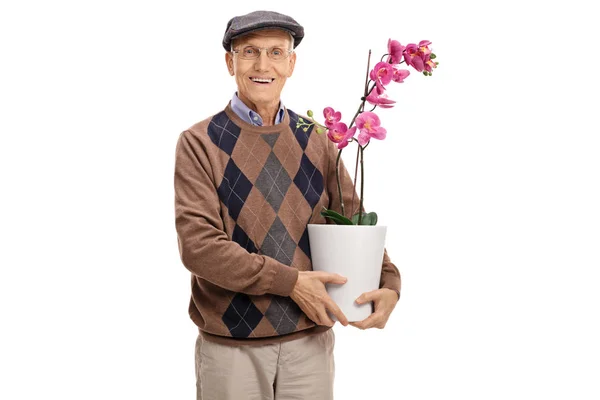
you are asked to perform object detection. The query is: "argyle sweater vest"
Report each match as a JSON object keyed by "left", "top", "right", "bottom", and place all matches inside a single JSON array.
[{"left": 174, "top": 103, "right": 401, "bottom": 345}]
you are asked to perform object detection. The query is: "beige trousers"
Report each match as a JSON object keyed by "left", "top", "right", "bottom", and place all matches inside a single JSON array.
[{"left": 195, "top": 329, "right": 335, "bottom": 400}]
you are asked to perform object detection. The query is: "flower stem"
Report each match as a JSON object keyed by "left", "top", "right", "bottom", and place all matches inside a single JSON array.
[
  {"left": 349, "top": 81, "right": 377, "bottom": 129},
  {"left": 349, "top": 50, "right": 373, "bottom": 212},
  {"left": 349, "top": 50, "right": 376, "bottom": 129},
  {"left": 341, "top": 48, "right": 388, "bottom": 224},
  {"left": 362, "top": 50, "right": 371, "bottom": 112},
  {"left": 358, "top": 145, "right": 365, "bottom": 225},
  {"left": 352, "top": 144, "right": 359, "bottom": 214},
  {"left": 336, "top": 149, "right": 345, "bottom": 217}
]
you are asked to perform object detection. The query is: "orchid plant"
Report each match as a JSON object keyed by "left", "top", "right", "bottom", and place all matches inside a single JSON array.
[{"left": 297, "top": 39, "right": 438, "bottom": 225}]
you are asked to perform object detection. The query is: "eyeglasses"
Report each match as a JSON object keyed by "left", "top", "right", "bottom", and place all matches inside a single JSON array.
[{"left": 231, "top": 46, "right": 293, "bottom": 61}]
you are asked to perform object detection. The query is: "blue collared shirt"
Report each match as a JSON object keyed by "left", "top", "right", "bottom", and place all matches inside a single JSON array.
[{"left": 230, "top": 93, "right": 285, "bottom": 126}]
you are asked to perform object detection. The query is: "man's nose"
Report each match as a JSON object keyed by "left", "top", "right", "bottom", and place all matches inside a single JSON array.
[{"left": 253, "top": 50, "right": 271, "bottom": 70}]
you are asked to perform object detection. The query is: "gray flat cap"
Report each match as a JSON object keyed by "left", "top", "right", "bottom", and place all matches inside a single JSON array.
[{"left": 222, "top": 10, "right": 304, "bottom": 51}]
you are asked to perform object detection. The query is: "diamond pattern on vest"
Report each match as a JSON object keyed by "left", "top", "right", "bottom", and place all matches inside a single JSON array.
[{"left": 209, "top": 110, "right": 325, "bottom": 338}]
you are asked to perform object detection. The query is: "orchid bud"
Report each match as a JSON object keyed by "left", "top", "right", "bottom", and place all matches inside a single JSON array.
[{"left": 307, "top": 110, "right": 314, "bottom": 117}]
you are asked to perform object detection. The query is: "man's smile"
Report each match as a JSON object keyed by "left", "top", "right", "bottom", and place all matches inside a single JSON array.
[{"left": 250, "top": 77, "right": 275, "bottom": 84}]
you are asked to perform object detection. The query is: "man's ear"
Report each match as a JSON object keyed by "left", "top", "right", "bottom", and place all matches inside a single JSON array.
[
  {"left": 287, "top": 52, "right": 296, "bottom": 78},
  {"left": 225, "top": 52, "right": 234, "bottom": 76}
]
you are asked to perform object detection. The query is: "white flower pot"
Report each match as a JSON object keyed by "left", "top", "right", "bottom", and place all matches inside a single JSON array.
[{"left": 307, "top": 224, "right": 387, "bottom": 322}]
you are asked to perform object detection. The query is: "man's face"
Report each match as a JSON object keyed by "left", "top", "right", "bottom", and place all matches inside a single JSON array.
[{"left": 225, "top": 29, "right": 296, "bottom": 111}]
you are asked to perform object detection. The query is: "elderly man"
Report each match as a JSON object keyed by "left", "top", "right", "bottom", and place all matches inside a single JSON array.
[{"left": 174, "top": 10, "right": 401, "bottom": 400}]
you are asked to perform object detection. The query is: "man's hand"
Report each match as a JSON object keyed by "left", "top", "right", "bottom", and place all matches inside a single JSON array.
[
  {"left": 290, "top": 271, "right": 349, "bottom": 327},
  {"left": 349, "top": 288, "right": 399, "bottom": 330}
]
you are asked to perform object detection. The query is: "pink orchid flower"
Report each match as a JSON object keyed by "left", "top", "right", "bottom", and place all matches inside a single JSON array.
[
  {"left": 404, "top": 43, "right": 425, "bottom": 72},
  {"left": 392, "top": 68, "right": 410, "bottom": 83},
  {"left": 387, "top": 39, "right": 405, "bottom": 65},
  {"left": 369, "top": 62, "right": 394, "bottom": 94},
  {"left": 327, "top": 122, "right": 355, "bottom": 149},
  {"left": 366, "top": 90, "right": 396, "bottom": 108},
  {"left": 404, "top": 41, "right": 434, "bottom": 73},
  {"left": 424, "top": 56, "right": 437, "bottom": 73},
  {"left": 418, "top": 40, "right": 432, "bottom": 56},
  {"left": 354, "top": 112, "right": 387, "bottom": 146},
  {"left": 323, "top": 107, "right": 342, "bottom": 128}
]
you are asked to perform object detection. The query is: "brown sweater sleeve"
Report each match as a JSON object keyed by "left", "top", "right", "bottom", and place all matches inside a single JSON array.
[
  {"left": 325, "top": 139, "right": 401, "bottom": 298},
  {"left": 174, "top": 130, "right": 299, "bottom": 296}
]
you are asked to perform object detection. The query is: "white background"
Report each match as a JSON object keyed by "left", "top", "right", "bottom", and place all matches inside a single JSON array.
[{"left": 1, "top": 0, "right": 599, "bottom": 399}]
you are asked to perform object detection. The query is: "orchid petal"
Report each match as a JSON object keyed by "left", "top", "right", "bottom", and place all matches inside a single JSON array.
[
  {"left": 344, "top": 126, "right": 357, "bottom": 140},
  {"left": 357, "top": 132, "right": 370, "bottom": 146},
  {"left": 392, "top": 68, "right": 410, "bottom": 83},
  {"left": 360, "top": 111, "right": 381, "bottom": 127},
  {"left": 326, "top": 122, "right": 348, "bottom": 143},
  {"left": 370, "top": 126, "right": 387, "bottom": 140},
  {"left": 323, "top": 107, "right": 342, "bottom": 128},
  {"left": 387, "top": 39, "right": 405, "bottom": 65}
]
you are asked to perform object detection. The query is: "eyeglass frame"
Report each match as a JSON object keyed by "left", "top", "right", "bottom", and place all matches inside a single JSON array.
[{"left": 231, "top": 45, "right": 294, "bottom": 61}]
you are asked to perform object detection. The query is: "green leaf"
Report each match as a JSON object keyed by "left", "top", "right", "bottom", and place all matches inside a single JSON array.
[
  {"left": 364, "top": 212, "right": 378, "bottom": 225},
  {"left": 351, "top": 212, "right": 378, "bottom": 225},
  {"left": 321, "top": 208, "right": 354, "bottom": 225}
]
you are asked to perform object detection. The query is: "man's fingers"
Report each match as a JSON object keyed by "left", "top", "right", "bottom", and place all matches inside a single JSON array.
[
  {"left": 325, "top": 298, "right": 348, "bottom": 326},
  {"left": 319, "top": 272, "right": 347, "bottom": 285},
  {"left": 318, "top": 309, "right": 335, "bottom": 327},
  {"left": 351, "top": 313, "right": 378, "bottom": 330},
  {"left": 349, "top": 320, "right": 369, "bottom": 330}
]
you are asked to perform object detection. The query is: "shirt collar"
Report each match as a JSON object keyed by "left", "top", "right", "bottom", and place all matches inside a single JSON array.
[{"left": 230, "top": 93, "right": 285, "bottom": 126}]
